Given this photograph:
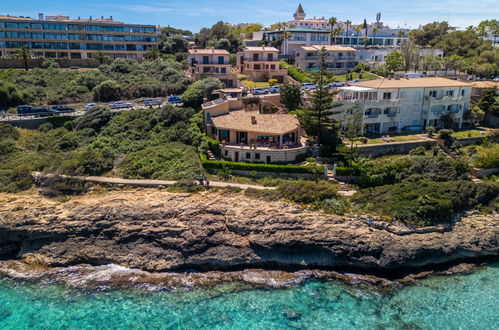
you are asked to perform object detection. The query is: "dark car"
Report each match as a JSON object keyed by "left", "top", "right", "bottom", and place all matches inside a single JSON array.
[
  {"left": 17, "top": 105, "right": 58, "bottom": 117},
  {"left": 51, "top": 105, "right": 75, "bottom": 113},
  {"left": 167, "top": 96, "right": 183, "bottom": 105}
]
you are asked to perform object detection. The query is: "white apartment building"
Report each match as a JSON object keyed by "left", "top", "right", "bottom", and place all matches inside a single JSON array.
[
  {"left": 294, "top": 45, "right": 356, "bottom": 74},
  {"left": 356, "top": 48, "right": 444, "bottom": 68},
  {"left": 331, "top": 77, "right": 472, "bottom": 135}
]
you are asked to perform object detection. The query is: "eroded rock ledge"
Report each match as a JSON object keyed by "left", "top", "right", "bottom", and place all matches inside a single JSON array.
[{"left": 0, "top": 190, "right": 497, "bottom": 272}]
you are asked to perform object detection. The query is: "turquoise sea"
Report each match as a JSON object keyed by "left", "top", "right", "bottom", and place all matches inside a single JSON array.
[{"left": 0, "top": 264, "right": 498, "bottom": 329}]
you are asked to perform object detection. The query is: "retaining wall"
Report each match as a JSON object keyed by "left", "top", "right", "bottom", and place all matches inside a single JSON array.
[
  {"left": 357, "top": 140, "right": 436, "bottom": 157},
  {"left": 210, "top": 168, "right": 326, "bottom": 180}
]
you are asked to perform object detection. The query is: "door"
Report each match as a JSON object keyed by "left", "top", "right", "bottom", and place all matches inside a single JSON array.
[
  {"left": 235, "top": 152, "right": 239, "bottom": 162},
  {"left": 266, "top": 156, "right": 271, "bottom": 164}
]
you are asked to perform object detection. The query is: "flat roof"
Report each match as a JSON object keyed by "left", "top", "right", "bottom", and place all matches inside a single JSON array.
[
  {"left": 188, "top": 49, "right": 230, "bottom": 55},
  {"left": 211, "top": 112, "right": 300, "bottom": 135},
  {"left": 351, "top": 77, "right": 472, "bottom": 89},
  {"left": 339, "top": 86, "right": 376, "bottom": 92},
  {"left": 243, "top": 46, "right": 279, "bottom": 52},
  {"left": 300, "top": 45, "right": 356, "bottom": 52}
]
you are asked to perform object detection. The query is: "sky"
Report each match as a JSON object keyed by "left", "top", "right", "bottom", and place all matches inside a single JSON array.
[{"left": 2, "top": 0, "right": 498, "bottom": 32}]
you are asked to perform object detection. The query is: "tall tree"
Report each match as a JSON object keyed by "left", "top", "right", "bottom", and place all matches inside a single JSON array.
[
  {"left": 363, "top": 19, "right": 369, "bottom": 46},
  {"left": 345, "top": 20, "right": 352, "bottom": 45},
  {"left": 144, "top": 47, "right": 161, "bottom": 60},
  {"left": 93, "top": 50, "right": 109, "bottom": 65},
  {"left": 15, "top": 45, "right": 32, "bottom": 71},
  {"left": 410, "top": 21, "right": 453, "bottom": 47},
  {"left": 329, "top": 17, "right": 337, "bottom": 45},
  {"left": 399, "top": 38, "right": 418, "bottom": 72},
  {"left": 283, "top": 30, "right": 291, "bottom": 56},
  {"left": 280, "top": 82, "right": 302, "bottom": 111},
  {"left": 300, "top": 47, "right": 341, "bottom": 148},
  {"left": 384, "top": 51, "right": 405, "bottom": 73}
]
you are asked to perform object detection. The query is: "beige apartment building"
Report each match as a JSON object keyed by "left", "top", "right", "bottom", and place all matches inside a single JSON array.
[
  {"left": 294, "top": 45, "right": 356, "bottom": 74},
  {"left": 187, "top": 48, "right": 237, "bottom": 88},
  {"left": 236, "top": 46, "right": 287, "bottom": 82}
]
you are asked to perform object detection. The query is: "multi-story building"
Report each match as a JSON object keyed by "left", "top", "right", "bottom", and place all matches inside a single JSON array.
[
  {"left": 0, "top": 13, "right": 157, "bottom": 59},
  {"left": 187, "top": 49, "right": 237, "bottom": 88},
  {"left": 236, "top": 46, "right": 287, "bottom": 82},
  {"left": 294, "top": 45, "right": 356, "bottom": 73},
  {"left": 356, "top": 47, "right": 444, "bottom": 69},
  {"left": 331, "top": 77, "right": 472, "bottom": 134}
]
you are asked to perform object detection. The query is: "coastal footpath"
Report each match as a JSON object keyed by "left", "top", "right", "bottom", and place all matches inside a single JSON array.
[{"left": 0, "top": 189, "right": 497, "bottom": 272}]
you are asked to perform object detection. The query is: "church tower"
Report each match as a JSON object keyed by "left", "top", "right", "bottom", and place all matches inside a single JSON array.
[{"left": 293, "top": 3, "right": 306, "bottom": 20}]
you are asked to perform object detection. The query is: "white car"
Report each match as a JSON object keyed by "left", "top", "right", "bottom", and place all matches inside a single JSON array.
[
  {"left": 301, "top": 83, "right": 317, "bottom": 91},
  {"left": 83, "top": 103, "right": 96, "bottom": 110}
]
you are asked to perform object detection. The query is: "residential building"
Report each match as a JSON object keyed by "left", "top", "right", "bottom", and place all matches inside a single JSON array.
[
  {"left": 481, "top": 26, "right": 498, "bottom": 47},
  {"left": 294, "top": 45, "right": 356, "bottom": 73},
  {"left": 236, "top": 46, "right": 287, "bottom": 82},
  {"left": 202, "top": 89, "right": 305, "bottom": 163},
  {"left": 187, "top": 49, "right": 237, "bottom": 87},
  {"left": 0, "top": 13, "right": 157, "bottom": 59},
  {"left": 356, "top": 47, "right": 443, "bottom": 69},
  {"left": 331, "top": 77, "right": 472, "bottom": 134},
  {"left": 287, "top": 4, "right": 329, "bottom": 31}
]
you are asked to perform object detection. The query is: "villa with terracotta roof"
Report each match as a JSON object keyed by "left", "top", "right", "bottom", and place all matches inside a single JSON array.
[
  {"left": 331, "top": 77, "right": 473, "bottom": 134},
  {"left": 187, "top": 49, "right": 237, "bottom": 88},
  {"left": 294, "top": 45, "right": 356, "bottom": 74},
  {"left": 236, "top": 46, "right": 287, "bottom": 82}
]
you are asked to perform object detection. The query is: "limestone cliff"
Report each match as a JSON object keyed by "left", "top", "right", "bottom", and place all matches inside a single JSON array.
[{"left": 0, "top": 190, "right": 497, "bottom": 272}]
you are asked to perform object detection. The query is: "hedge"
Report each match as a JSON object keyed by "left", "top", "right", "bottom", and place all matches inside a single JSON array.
[
  {"left": 202, "top": 159, "right": 324, "bottom": 174},
  {"left": 279, "top": 61, "right": 310, "bottom": 83},
  {"left": 335, "top": 166, "right": 355, "bottom": 176}
]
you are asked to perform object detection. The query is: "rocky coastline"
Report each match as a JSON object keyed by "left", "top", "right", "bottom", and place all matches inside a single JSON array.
[{"left": 0, "top": 189, "right": 497, "bottom": 279}]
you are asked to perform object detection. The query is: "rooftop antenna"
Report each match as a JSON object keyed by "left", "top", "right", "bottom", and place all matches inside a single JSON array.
[{"left": 376, "top": 12, "right": 381, "bottom": 23}]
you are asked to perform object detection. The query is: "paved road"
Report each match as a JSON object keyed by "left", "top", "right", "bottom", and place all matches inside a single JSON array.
[
  {"left": 0, "top": 103, "right": 164, "bottom": 122},
  {"left": 82, "top": 176, "right": 276, "bottom": 190}
]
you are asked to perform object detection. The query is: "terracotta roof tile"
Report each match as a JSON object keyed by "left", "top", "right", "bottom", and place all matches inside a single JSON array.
[{"left": 211, "top": 112, "right": 300, "bottom": 135}]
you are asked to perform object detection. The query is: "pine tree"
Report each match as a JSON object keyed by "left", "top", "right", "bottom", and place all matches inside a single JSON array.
[{"left": 299, "top": 47, "right": 341, "bottom": 151}]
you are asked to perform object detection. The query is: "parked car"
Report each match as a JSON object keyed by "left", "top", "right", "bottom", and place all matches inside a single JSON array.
[
  {"left": 109, "top": 101, "right": 133, "bottom": 109},
  {"left": 252, "top": 88, "right": 269, "bottom": 95},
  {"left": 300, "top": 83, "right": 317, "bottom": 91},
  {"left": 51, "top": 105, "right": 75, "bottom": 113},
  {"left": 329, "top": 81, "right": 345, "bottom": 88},
  {"left": 143, "top": 99, "right": 163, "bottom": 107},
  {"left": 83, "top": 103, "right": 97, "bottom": 110},
  {"left": 17, "top": 105, "right": 58, "bottom": 117},
  {"left": 269, "top": 86, "right": 280, "bottom": 93},
  {"left": 493, "top": 77, "right": 499, "bottom": 81},
  {"left": 167, "top": 96, "right": 183, "bottom": 106}
]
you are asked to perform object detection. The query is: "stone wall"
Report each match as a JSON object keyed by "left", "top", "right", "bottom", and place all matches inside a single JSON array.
[
  {"left": 221, "top": 145, "right": 307, "bottom": 163},
  {"left": 357, "top": 140, "right": 435, "bottom": 157}
]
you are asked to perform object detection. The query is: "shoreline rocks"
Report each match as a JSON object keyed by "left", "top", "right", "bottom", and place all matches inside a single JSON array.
[{"left": 0, "top": 189, "right": 497, "bottom": 274}]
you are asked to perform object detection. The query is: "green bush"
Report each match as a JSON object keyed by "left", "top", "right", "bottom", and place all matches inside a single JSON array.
[
  {"left": 409, "top": 146, "right": 426, "bottom": 156},
  {"left": 352, "top": 180, "right": 499, "bottom": 226},
  {"left": 204, "top": 136, "right": 221, "bottom": 157},
  {"left": 245, "top": 180, "right": 339, "bottom": 205},
  {"left": 202, "top": 159, "right": 324, "bottom": 174},
  {"left": 0, "top": 167, "right": 33, "bottom": 193},
  {"left": 279, "top": 61, "right": 310, "bottom": 83},
  {"left": 118, "top": 143, "right": 203, "bottom": 180},
  {"left": 93, "top": 80, "right": 121, "bottom": 101},
  {"left": 321, "top": 198, "right": 350, "bottom": 215},
  {"left": 473, "top": 143, "right": 499, "bottom": 169}
]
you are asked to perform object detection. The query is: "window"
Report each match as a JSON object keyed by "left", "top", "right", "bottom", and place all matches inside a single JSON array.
[
  {"left": 461, "top": 90, "right": 465, "bottom": 96},
  {"left": 254, "top": 153, "right": 260, "bottom": 160},
  {"left": 220, "top": 67, "right": 226, "bottom": 73},
  {"left": 383, "top": 92, "right": 392, "bottom": 100},
  {"left": 211, "top": 126, "right": 217, "bottom": 135},
  {"left": 203, "top": 56, "right": 209, "bottom": 64},
  {"left": 445, "top": 90, "right": 454, "bottom": 97},
  {"left": 267, "top": 54, "right": 273, "bottom": 61},
  {"left": 224, "top": 150, "right": 228, "bottom": 157},
  {"left": 218, "top": 56, "right": 224, "bottom": 64},
  {"left": 30, "top": 23, "right": 42, "bottom": 29},
  {"left": 246, "top": 153, "right": 251, "bottom": 159},
  {"left": 429, "top": 91, "right": 437, "bottom": 97}
]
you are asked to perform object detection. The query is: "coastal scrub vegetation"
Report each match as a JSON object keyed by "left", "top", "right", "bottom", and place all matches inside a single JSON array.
[
  {"left": 0, "top": 104, "right": 204, "bottom": 192},
  {"left": 0, "top": 59, "right": 190, "bottom": 108}
]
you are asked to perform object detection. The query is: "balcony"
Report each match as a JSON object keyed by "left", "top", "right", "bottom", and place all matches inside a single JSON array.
[
  {"left": 191, "top": 61, "right": 230, "bottom": 66},
  {"left": 242, "top": 57, "right": 278, "bottom": 63},
  {"left": 338, "top": 98, "right": 401, "bottom": 105}
]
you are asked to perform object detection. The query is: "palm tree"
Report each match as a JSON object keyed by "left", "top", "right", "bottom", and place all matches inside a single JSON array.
[
  {"left": 355, "top": 25, "right": 362, "bottom": 46},
  {"left": 372, "top": 28, "right": 378, "bottom": 46},
  {"left": 283, "top": 30, "right": 291, "bottom": 57},
  {"left": 334, "top": 27, "right": 343, "bottom": 45},
  {"left": 15, "top": 45, "right": 32, "bottom": 71},
  {"left": 144, "top": 46, "right": 161, "bottom": 60},
  {"left": 93, "top": 50, "right": 109, "bottom": 65},
  {"left": 328, "top": 17, "right": 337, "bottom": 45},
  {"left": 345, "top": 20, "right": 352, "bottom": 45}
]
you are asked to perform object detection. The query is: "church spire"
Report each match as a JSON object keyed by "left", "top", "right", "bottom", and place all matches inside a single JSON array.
[{"left": 294, "top": 4, "right": 306, "bottom": 20}]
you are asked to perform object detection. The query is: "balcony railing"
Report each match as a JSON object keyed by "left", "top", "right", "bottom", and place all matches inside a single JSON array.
[
  {"left": 191, "top": 61, "right": 230, "bottom": 65},
  {"left": 242, "top": 58, "right": 278, "bottom": 62},
  {"left": 305, "top": 56, "right": 356, "bottom": 61}
]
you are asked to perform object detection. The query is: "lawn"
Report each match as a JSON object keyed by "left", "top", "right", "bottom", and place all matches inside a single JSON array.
[
  {"left": 350, "top": 133, "right": 428, "bottom": 146},
  {"left": 452, "top": 127, "right": 496, "bottom": 139},
  {"left": 332, "top": 72, "right": 379, "bottom": 82},
  {"left": 241, "top": 80, "right": 270, "bottom": 88}
]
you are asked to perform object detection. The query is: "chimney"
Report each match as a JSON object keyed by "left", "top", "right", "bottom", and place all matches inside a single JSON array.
[
  {"left": 78, "top": 16, "right": 80, "bottom": 20},
  {"left": 251, "top": 116, "right": 257, "bottom": 125},
  {"left": 110, "top": 15, "right": 113, "bottom": 20},
  {"left": 89, "top": 16, "right": 92, "bottom": 21},
  {"left": 101, "top": 16, "right": 104, "bottom": 19}
]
